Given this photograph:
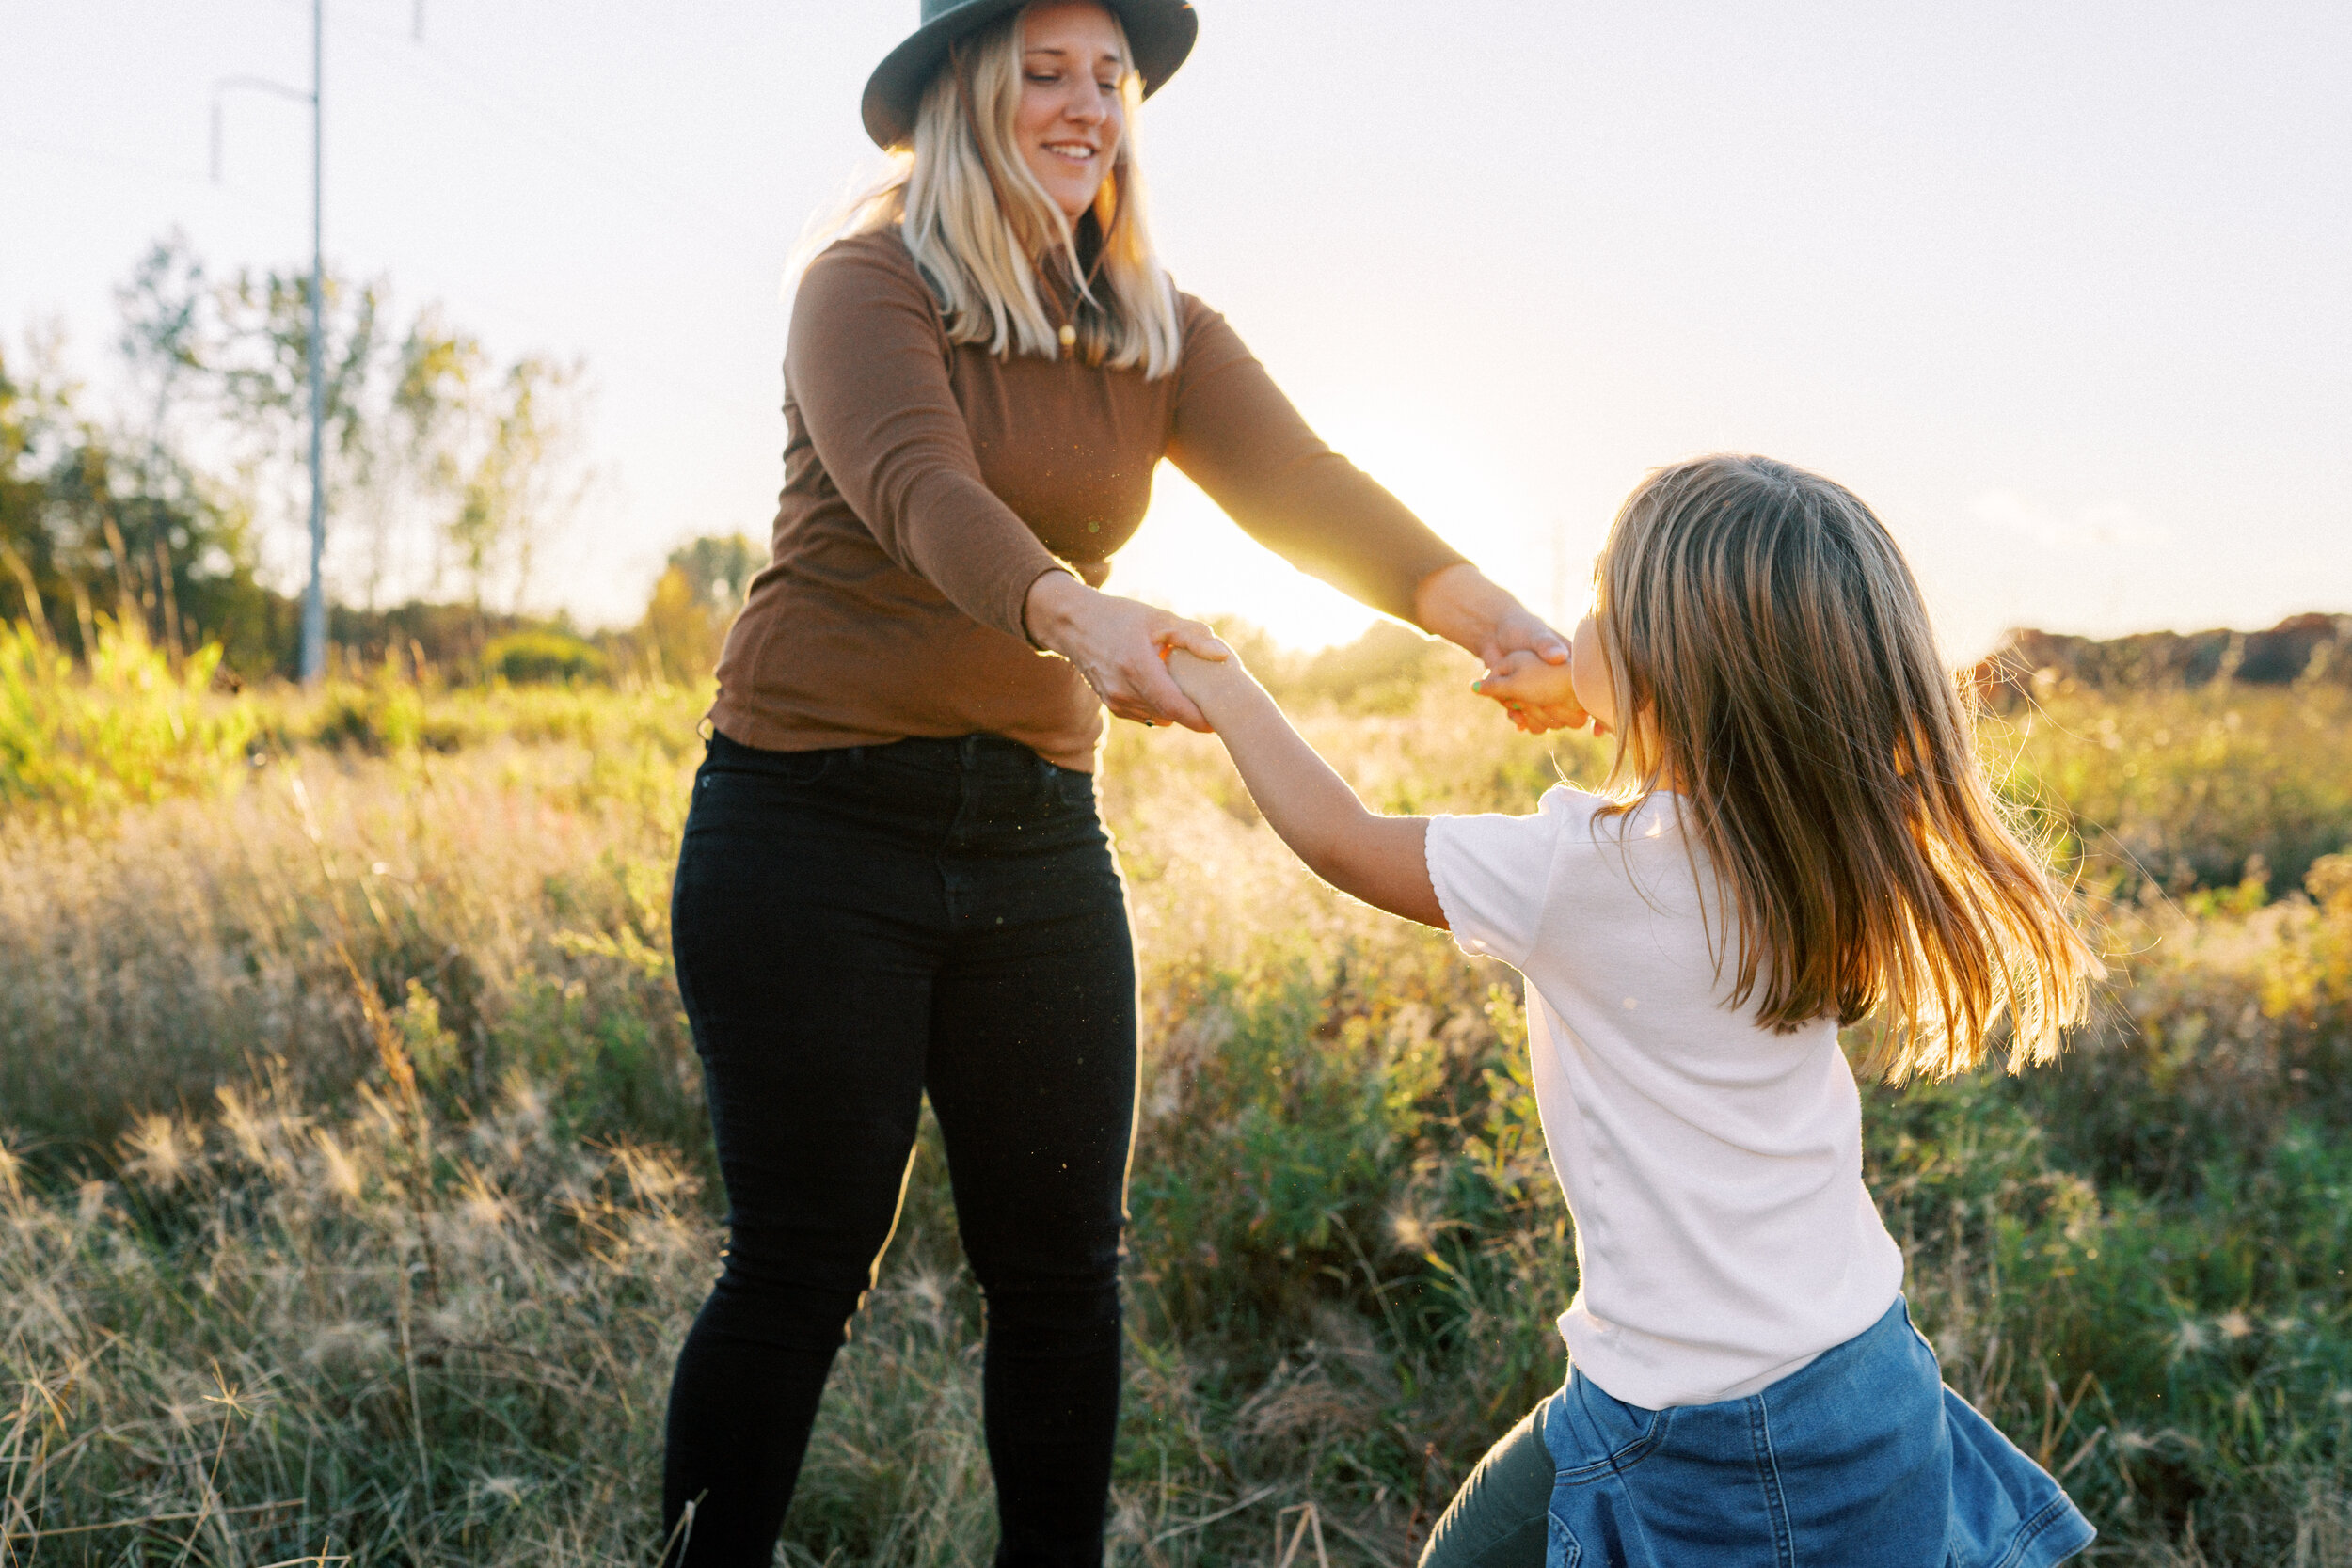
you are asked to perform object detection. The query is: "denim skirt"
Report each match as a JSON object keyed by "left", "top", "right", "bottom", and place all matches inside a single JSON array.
[{"left": 1536, "top": 1297, "right": 2094, "bottom": 1568}]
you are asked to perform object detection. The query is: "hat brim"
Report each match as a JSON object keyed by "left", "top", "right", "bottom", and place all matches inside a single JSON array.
[{"left": 861, "top": 0, "right": 1198, "bottom": 150}]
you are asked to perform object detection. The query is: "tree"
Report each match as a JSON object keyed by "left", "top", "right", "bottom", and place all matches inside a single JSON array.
[
  {"left": 1, "top": 319, "right": 271, "bottom": 671},
  {"left": 0, "top": 343, "right": 57, "bottom": 642},
  {"left": 638, "top": 532, "right": 762, "bottom": 684},
  {"left": 446, "top": 356, "right": 589, "bottom": 617},
  {"left": 6, "top": 236, "right": 596, "bottom": 678}
]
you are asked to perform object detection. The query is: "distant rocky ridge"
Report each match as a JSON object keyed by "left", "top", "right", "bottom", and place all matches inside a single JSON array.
[{"left": 1972, "top": 612, "right": 2351, "bottom": 701}]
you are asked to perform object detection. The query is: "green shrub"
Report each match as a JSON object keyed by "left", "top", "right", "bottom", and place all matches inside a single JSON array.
[
  {"left": 0, "top": 616, "right": 259, "bottom": 818},
  {"left": 484, "top": 629, "right": 608, "bottom": 686},
  {"left": 310, "top": 660, "right": 467, "bottom": 754}
]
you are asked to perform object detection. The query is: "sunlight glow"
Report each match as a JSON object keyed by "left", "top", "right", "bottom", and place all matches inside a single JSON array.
[{"left": 1115, "top": 402, "right": 1584, "bottom": 650}]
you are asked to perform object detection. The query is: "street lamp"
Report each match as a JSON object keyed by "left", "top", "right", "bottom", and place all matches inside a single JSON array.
[{"left": 213, "top": 0, "right": 326, "bottom": 684}]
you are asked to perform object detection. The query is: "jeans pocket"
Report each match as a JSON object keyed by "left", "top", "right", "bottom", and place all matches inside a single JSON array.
[
  {"left": 1544, "top": 1510, "right": 1583, "bottom": 1568},
  {"left": 690, "top": 750, "right": 835, "bottom": 817},
  {"left": 1053, "top": 763, "right": 1097, "bottom": 814},
  {"left": 1546, "top": 1372, "right": 1666, "bottom": 1481}
]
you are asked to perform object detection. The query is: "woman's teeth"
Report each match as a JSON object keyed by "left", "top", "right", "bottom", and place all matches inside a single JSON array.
[{"left": 1045, "top": 143, "right": 1095, "bottom": 161}]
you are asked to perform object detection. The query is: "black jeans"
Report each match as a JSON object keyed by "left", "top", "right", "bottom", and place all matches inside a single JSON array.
[{"left": 661, "top": 731, "right": 1137, "bottom": 1567}]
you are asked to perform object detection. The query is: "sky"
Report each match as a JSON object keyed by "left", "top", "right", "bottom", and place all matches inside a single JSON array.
[{"left": 5, "top": 0, "right": 2347, "bottom": 656}]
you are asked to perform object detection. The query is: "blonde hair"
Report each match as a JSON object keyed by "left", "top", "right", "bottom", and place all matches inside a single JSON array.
[
  {"left": 803, "top": 3, "right": 1182, "bottom": 377},
  {"left": 1591, "top": 454, "right": 2102, "bottom": 1080}
]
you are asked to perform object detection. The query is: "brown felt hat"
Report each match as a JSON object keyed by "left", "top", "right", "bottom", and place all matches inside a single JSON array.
[{"left": 862, "top": 0, "right": 1199, "bottom": 149}]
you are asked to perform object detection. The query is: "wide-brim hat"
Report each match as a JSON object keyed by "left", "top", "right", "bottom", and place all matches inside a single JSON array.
[{"left": 862, "top": 0, "right": 1199, "bottom": 150}]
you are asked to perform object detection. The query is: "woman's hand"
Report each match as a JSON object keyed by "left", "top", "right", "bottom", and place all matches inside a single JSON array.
[
  {"left": 1024, "top": 570, "right": 1228, "bottom": 731},
  {"left": 1412, "top": 563, "right": 1585, "bottom": 733}
]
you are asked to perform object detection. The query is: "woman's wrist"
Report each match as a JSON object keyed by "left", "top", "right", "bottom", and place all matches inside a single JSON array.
[
  {"left": 1022, "top": 568, "right": 1090, "bottom": 652},
  {"left": 1412, "top": 563, "right": 1516, "bottom": 654},
  {"left": 1414, "top": 562, "right": 1570, "bottom": 673}
]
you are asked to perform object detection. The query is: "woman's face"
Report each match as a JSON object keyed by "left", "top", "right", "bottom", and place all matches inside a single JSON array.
[{"left": 1016, "top": 2, "right": 1129, "bottom": 221}]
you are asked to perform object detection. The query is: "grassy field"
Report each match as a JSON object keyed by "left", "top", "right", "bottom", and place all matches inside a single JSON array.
[{"left": 3, "top": 625, "right": 2351, "bottom": 1564}]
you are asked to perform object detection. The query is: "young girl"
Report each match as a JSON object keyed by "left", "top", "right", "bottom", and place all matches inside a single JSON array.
[{"left": 1166, "top": 453, "right": 2103, "bottom": 1568}]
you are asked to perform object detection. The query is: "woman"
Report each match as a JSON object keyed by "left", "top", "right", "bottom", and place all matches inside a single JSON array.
[{"left": 663, "top": 1, "right": 1572, "bottom": 1560}]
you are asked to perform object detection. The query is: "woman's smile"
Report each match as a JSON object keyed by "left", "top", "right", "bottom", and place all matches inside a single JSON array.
[{"left": 1018, "top": 1, "right": 1127, "bottom": 220}]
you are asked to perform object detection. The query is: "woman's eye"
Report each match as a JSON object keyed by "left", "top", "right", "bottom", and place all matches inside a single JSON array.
[{"left": 1026, "top": 71, "right": 1059, "bottom": 85}]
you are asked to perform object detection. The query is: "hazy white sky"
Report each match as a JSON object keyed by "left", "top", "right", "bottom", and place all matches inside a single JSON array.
[{"left": 6, "top": 0, "right": 2347, "bottom": 654}]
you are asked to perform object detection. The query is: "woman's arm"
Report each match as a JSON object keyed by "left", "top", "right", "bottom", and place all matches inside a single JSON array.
[
  {"left": 1163, "top": 305, "right": 1464, "bottom": 625},
  {"left": 788, "top": 240, "right": 1071, "bottom": 644},
  {"left": 793, "top": 240, "right": 1221, "bottom": 728},
  {"left": 1165, "top": 645, "right": 1445, "bottom": 928},
  {"left": 1161, "top": 303, "right": 1581, "bottom": 730}
]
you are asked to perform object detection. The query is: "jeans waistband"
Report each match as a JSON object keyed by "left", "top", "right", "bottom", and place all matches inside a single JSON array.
[{"left": 707, "top": 728, "right": 1064, "bottom": 778}]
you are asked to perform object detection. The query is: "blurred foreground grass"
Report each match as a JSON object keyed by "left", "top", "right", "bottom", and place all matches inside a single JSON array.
[{"left": 3, "top": 627, "right": 2351, "bottom": 1563}]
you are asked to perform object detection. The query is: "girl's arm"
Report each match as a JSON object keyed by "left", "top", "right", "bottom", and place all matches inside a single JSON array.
[{"left": 1166, "top": 647, "right": 1446, "bottom": 929}]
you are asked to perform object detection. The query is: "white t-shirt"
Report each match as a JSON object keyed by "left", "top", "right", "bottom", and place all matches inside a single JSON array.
[{"left": 1425, "top": 785, "right": 1904, "bottom": 1410}]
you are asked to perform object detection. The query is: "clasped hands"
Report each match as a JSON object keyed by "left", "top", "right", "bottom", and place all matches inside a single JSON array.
[{"left": 1024, "top": 566, "right": 1593, "bottom": 736}]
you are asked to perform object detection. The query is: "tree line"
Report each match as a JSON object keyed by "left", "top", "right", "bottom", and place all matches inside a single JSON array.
[{"left": 1, "top": 233, "right": 760, "bottom": 686}]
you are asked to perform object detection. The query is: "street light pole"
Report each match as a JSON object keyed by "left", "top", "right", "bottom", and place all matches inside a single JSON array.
[
  {"left": 213, "top": 0, "right": 328, "bottom": 684},
  {"left": 302, "top": 0, "right": 326, "bottom": 684}
]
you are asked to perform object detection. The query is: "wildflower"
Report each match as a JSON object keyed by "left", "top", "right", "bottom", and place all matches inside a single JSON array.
[
  {"left": 215, "top": 1085, "right": 294, "bottom": 1177},
  {"left": 2216, "top": 1310, "right": 2254, "bottom": 1341},
  {"left": 119, "top": 1113, "right": 193, "bottom": 1191},
  {"left": 612, "top": 1145, "right": 691, "bottom": 1203},
  {"left": 304, "top": 1320, "right": 392, "bottom": 1369},
  {"left": 312, "top": 1128, "right": 364, "bottom": 1203},
  {"left": 458, "top": 1172, "right": 515, "bottom": 1233},
  {"left": 2172, "top": 1319, "right": 2209, "bottom": 1355},
  {"left": 203, "top": 1367, "right": 259, "bottom": 1419}
]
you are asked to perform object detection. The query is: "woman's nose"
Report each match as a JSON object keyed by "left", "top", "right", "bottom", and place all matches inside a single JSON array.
[{"left": 1063, "top": 83, "right": 1110, "bottom": 124}]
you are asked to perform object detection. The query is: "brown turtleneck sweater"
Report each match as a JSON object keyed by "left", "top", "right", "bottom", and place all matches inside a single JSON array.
[{"left": 709, "top": 228, "right": 1468, "bottom": 771}]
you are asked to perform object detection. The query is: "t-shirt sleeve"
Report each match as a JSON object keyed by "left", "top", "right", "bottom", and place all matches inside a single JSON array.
[
  {"left": 785, "top": 239, "right": 1069, "bottom": 643},
  {"left": 1165, "top": 298, "right": 1469, "bottom": 625},
  {"left": 1424, "top": 789, "right": 1581, "bottom": 969}
]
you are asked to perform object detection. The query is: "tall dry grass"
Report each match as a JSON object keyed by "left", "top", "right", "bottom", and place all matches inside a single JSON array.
[{"left": 3, "top": 637, "right": 2350, "bottom": 1561}]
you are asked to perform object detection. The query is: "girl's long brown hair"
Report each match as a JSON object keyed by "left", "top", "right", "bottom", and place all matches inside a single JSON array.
[{"left": 1594, "top": 454, "right": 2101, "bottom": 1079}]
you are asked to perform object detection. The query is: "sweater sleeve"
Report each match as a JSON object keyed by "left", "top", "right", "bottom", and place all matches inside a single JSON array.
[
  {"left": 785, "top": 239, "right": 1069, "bottom": 642},
  {"left": 1164, "top": 299, "right": 1470, "bottom": 626}
]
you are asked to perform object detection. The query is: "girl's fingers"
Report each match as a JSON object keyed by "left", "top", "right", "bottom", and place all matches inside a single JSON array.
[
  {"left": 1117, "top": 659, "right": 1211, "bottom": 732},
  {"left": 1153, "top": 618, "right": 1229, "bottom": 661}
]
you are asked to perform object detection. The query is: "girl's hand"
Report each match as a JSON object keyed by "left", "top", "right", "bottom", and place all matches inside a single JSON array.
[
  {"left": 1024, "top": 571, "right": 1228, "bottom": 731},
  {"left": 1411, "top": 564, "right": 1577, "bottom": 727},
  {"left": 1163, "top": 635, "right": 1243, "bottom": 707},
  {"left": 1474, "top": 648, "right": 1594, "bottom": 735}
]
